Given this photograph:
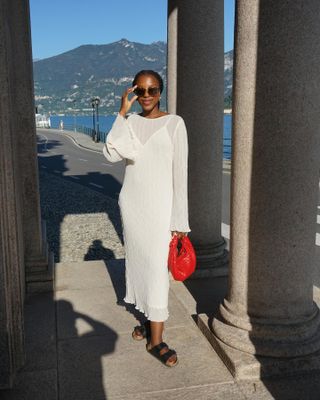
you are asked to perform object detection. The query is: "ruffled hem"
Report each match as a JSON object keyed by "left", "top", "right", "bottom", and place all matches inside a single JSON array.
[{"left": 123, "top": 296, "right": 169, "bottom": 322}]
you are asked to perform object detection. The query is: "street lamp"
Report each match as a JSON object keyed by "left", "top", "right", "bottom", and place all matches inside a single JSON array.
[
  {"left": 94, "top": 97, "right": 101, "bottom": 142},
  {"left": 91, "top": 98, "right": 96, "bottom": 141},
  {"left": 73, "top": 99, "right": 77, "bottom": 132},
  {"left": 91, "top": 97, "right": 101, "bottom": 142}
]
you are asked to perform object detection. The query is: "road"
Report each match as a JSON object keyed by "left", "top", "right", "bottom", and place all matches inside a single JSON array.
[
  {"left": 37, "top": 130, "right": 125, "bottom": 199},
  {"left": 37, "top": 129, "right": 231, "bottom": 224}
]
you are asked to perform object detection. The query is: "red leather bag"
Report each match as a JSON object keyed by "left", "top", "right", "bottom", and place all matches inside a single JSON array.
[{"left": 168, "top": 235, "right": 196, "bottom": 281}]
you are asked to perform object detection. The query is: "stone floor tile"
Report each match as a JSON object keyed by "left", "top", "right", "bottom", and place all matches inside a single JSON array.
[
  {"left": 58, "top": 325, "right": 233, "bottom": 400},
  {"left": 109, "top": 382, "right": 245, "bottom": 400},
  {"left": 20, "top": 339, "right": 56, "bottom": 373},
  {"left": 237, "top": 372, "right": 320, "bottom": 400},
  {"left": 24, "top": 292, "right": 56, "bottom": 343},
  {"left": 55, "top": 273, "right": 194, "bottom": 340},
  {"left": 0, "top": 370, "right": 57, "bottom": 400},
  {"left": 54, "top": 259, "right": 125, "bottom": 291}
]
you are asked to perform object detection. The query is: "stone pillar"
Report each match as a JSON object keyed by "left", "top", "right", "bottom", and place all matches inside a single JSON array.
[
  {"left": 7, "top": 0, "right": 53, "bottom": 293},
  {"left": 167, "top": 0, "right": 228, "bottom": 277},
  {"left": 199, "top": 0, "right": 320, "bottom": 379},
  {"left": 0, "top": 0, "right": 26, "bottom": 388}
]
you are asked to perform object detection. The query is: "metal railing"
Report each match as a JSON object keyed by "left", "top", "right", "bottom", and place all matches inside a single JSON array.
[
  {"left": 57, "top": 123, "right": 231, "bottom": 159},
  {"left": 223, "top": 138, "right": 232, "bottom": 160}
]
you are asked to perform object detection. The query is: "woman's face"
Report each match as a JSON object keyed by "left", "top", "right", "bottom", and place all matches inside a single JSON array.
[{"left": 135, "top": 75, "right": 161, "bottom": 112}]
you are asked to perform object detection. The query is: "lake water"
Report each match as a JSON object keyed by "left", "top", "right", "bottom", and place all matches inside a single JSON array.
[{"left": 50, "top": 114, "right": 232, "bottom": 159}]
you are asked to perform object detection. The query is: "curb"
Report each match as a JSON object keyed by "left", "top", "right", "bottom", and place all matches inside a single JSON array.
[{"left": 59, "top": 130, "right": 104, "bottom": 154}]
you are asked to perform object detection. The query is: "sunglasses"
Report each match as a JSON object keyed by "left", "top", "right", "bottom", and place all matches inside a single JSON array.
[{"left": 133, "top": 87, "right": 160, "bottom": 97}]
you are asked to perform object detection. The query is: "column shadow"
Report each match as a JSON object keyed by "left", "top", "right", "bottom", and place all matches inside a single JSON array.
[{"left": 56, "top": 299, "right": 118, "bottom": 400}]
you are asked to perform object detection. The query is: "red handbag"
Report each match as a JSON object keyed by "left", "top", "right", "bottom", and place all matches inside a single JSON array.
[{"left": 168, "top": 235, "right": 196, "bottom": 281}]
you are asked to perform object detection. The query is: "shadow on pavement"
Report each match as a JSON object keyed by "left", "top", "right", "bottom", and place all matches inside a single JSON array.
[{"left": 1, "top": 292, "right": 118, "bottom": 400}]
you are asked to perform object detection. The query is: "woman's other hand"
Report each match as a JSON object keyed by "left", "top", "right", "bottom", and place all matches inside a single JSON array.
[
  {"left": 119, "top": 85, "right": 138, "bottom": 117},
  {"left": 171, "top": 231, "right": 187, "bottom": 239}
]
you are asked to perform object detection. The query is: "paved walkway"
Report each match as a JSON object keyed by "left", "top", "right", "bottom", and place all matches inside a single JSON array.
[{"left": 50, "top": 128, "right": 106, "bottom": 153}]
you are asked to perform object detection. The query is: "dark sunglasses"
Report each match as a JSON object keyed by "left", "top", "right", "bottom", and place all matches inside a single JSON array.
[{"left": 133, "top": 87, "right": 160, "bottom": 97}]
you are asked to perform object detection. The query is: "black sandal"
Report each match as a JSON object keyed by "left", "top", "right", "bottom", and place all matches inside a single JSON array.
[
  {"left": 146, "top": 341, "right": 178, "bottom": 367},
  {"left": 132, "top": 320, "right": 151, "bottom": 341}
]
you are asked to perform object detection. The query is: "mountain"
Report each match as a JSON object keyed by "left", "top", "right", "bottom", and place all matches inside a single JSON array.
[
  {"left": 33, "top": 39, "right": 233, "bottom": 115},
  {"left": 33, "top": 39, "right": 167, "bottom": 115},
  {"left": 224, "top": 50, "right": 233, "bottom": 107}
]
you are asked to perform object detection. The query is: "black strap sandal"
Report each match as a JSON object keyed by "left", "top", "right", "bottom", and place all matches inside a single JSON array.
[
  {"left": 146, "top": 341, "right": 178, "bottom": 367},
  {"left": 132, "top": 320, "right": 151, "bottom": 341}
]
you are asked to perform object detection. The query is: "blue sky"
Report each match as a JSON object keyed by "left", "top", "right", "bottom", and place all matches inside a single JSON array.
[{"left": 30, "top": 0, "right": 235, "bottom": 60}]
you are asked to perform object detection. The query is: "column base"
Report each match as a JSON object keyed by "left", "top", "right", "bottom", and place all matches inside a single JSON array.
[
  {"left": 196, "top": 313, "right": 320, "bottom": 380},
  {"left": 25, "top": 220, "right": 54, "bottom": 294},
  {"left": 190, "top": 238, "right": 229, "bottom": 278},
  {"left": 213, "top": 299, "right": 320, "bottom": 358}
]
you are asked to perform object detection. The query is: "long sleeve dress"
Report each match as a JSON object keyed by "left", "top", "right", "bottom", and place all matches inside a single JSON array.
[{"left": 103, "top": 113, "right": 191, "bottom": 322}]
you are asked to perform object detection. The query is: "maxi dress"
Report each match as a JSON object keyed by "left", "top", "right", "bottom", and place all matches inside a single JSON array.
[{"left": 103, "top": 113, "right": 191, "bottom": 321}]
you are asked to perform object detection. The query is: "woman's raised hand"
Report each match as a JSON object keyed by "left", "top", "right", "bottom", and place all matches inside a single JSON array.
[{"left": 119, "top": 85, "right": 138, "bottom": 117}]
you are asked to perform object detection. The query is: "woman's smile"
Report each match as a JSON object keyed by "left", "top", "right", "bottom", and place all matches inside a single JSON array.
[{"left": 141, "top": 98, "right": 153, "bottom": 105}]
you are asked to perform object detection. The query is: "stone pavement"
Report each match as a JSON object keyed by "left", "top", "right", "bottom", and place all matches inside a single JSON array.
[
  {"left": 3, "top": 129, "right": 320, "bottom": 399},
  {"left": 3, "top": 257, "right": 320, "bottom": 399},
  {"left": 2, "top": 259, "right": 240, "bottom": 400}
]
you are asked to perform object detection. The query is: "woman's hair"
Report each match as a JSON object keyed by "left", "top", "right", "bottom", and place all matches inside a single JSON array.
[{"left": 132, "top": 70, "right": 164, "bottom": 108}]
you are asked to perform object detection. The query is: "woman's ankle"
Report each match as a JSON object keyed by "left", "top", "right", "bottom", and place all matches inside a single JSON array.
[{"left": 150, "top": 338, "right": 163, "bottom": 347}]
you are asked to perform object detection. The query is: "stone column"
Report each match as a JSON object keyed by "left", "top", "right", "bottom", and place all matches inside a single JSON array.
[
  {"left": 7, "top": 0, "right": 54, "bottom": 293},
  {"left": 199, "top": 0, "right": 320, "bottom": 379},
  {"left": 0, "top": 0, "right": 25, "bottom": 388},
  {"left": 167, "top": 0, "right": 228, "bottom": 277}
]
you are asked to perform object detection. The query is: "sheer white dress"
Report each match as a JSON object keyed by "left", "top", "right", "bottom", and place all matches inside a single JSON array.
[{"left": 103, "top": 113, "right": 191, "bottom": 321}]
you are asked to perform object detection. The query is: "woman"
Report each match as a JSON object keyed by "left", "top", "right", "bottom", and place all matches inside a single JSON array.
[{"left": 103, "top": 70, "right": 191, "bottom": 367}]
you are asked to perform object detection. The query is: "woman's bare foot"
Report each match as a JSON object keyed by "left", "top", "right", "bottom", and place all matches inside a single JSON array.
[{"left": 132, "top": 321, "right": 150, "bottom": 340}]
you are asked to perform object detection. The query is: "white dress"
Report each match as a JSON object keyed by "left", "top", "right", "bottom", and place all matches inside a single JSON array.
[{"left": 103, "top": 113, "right": 191, "bottom": 321}]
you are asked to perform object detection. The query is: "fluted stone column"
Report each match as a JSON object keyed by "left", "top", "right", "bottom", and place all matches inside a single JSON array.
[
  {"left": 167, "top": 0, "right": 228, "bottom": 277},
  {"left": 0, "top": 0, "right": 26, "bottom": 388},
  {"left": 198, "top": 0, "right": 320, "bottom": 379},
  {"left": 7, "top": 0, "right": 53, "bottom": 292}
]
